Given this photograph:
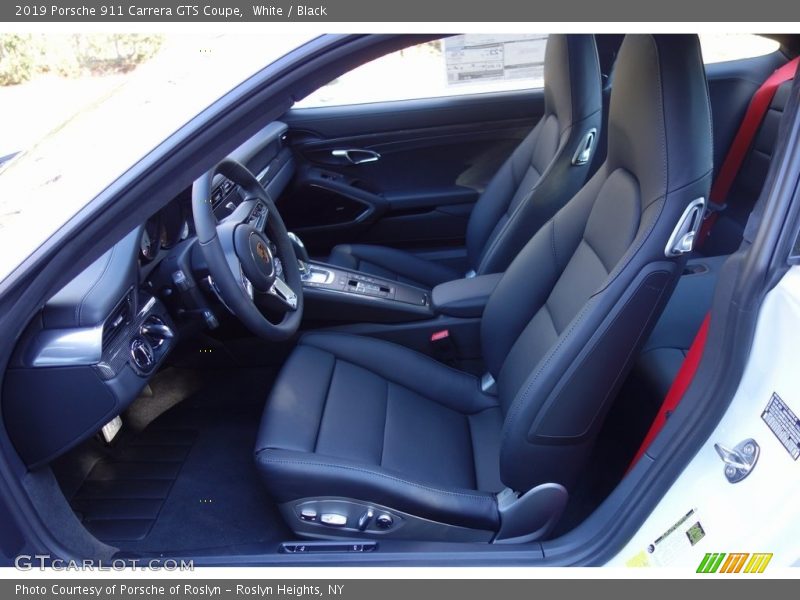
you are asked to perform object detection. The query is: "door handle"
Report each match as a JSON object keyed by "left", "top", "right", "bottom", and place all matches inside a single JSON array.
[{"left": 331, "top": 148, "right": 381, "bottom": 165}]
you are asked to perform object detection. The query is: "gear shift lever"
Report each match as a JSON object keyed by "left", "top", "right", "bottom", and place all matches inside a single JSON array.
[{"left": 287, "top": 232, "right": 311, "bottom": 276}]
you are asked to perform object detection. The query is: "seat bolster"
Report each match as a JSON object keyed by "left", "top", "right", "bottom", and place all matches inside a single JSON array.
[
  {"left": 257, "top": 344, "right": 336, "bottom": 453},
  {"left": 300, "top": 332, "right": 497, "bottom": 415},
  {"left": 254, "top": 448, "right": 500, "bottom": 531},
  {"left": 327, "top": 244, "right": 460, "bottom": 288}
]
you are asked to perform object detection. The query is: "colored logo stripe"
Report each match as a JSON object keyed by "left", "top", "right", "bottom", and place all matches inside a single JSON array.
[
  {"left": 744, "top": 553, "right": 773, "bottom": 573},
  {"left": 719, "top": 553, "right": 749, "bottom": 573},
  {"left": 697, "top": 553, "right": 726, "bottom": 573},
  {"left": 696, "top": 552, "right": 773, "bottom": 573}
]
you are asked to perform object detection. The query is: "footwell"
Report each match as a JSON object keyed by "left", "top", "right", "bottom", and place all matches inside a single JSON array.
[{"left": 66, "top": 368, "right": 291, "bottom": 554}]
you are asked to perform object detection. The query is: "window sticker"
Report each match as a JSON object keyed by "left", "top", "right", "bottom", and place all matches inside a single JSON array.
[{"left": 444, "top": 34, "right": 547, "bottom": 87}]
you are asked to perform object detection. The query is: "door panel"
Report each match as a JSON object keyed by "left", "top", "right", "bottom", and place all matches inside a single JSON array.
[{"left": 280, "top": 89, "right": 544, "bottom": 255}]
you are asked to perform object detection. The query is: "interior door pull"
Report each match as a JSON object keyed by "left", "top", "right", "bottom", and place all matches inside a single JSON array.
[{"left": 331, "top": 149, "right": 381, "bottom": 165}]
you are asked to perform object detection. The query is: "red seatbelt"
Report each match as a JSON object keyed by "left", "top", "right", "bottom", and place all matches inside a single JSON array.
[
  {"left": 628, "top": 313, "right": 711, "bottom": 470},
  {"left": 697, "top": 57, "right": 800, "bottom": 247}
]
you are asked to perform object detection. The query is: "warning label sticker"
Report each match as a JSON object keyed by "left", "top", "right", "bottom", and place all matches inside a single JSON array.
[
  {"left": 762, "top": 392, "right": 800, "bottom": 460},
  {"left": 626, "top": 508, "right": 709, "bottom": 567}
]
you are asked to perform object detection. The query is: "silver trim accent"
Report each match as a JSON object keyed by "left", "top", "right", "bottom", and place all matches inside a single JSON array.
[
  {"left": 494, "top": 483, "right": 568, "bottom": 543},
  {"left": 283, "top": 497, "right": 492, "bottom": 542},
  {"left": 256, "top": 164, "right": 271, "bottom": 184},
  {"left": 206, "top": 275, "right": 235, "bottom": 314},
  {"left": 664, "top": 197, "right": 706, "bottom": 257},
  {"left": 715, "top": 438, "right": 760, "bottom": 484},
  {"left": 242, "top": 272, "right": 255, "bottom": 300},
  {"left": 331, "top": 148, "right": 381, "bottom": 165},
  {"left": 481, "top": 373, "right": 497, "bottom": 395},
  {"left": 288, "top": 232, "right": 310, "bottom": 276},
  {"left": 101, "top": 416, "right": 122, "bottom": 443},
  {"left": 465, "top": 270, "right": 477, "bottom": 279},
  {"left": 130, "top": 337, "right": 155, "bottom": 373},
  {"left": 571, "top": 128, "right": 597, "bottom": 166},
  {"left": 25, "top": 326, "right": 104, "bottom": 367},
  {"left": 302, "top": 265, "right": 335, "bottom": 285},
  {"left": 269, "top": 277, "right": 298, "bottom": 310},
  {"left": 138, "top": 295, "right": 157, "bottom": 317},
  {"left": 320, "top": 513, "right": 348, "bottom": 527},
  {"left": 140, "top": 316, "right": 174, "bottom": 348}
]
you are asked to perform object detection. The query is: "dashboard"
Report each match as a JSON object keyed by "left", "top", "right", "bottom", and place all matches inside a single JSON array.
[{"left": 3, "top": 121, "right": 295, "bottom": 469}]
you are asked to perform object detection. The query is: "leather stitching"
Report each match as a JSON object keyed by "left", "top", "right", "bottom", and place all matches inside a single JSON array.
[
  {"left": 256, "top": 454, "right": 496, "bottom": 505},
  {"left": 477, "top": 117, "right": 570, "bottom": 274},
  {"left": 379, "top": 379, "right": 389, "bottom": 468},
  {"left": 302, "top": 333, "right": 483, "bottom": 398},
  {"left": 650, "top": 35, "right": 668, "bottom": 202},
  {"left": 76, "top": 245, "right": 115, "bottom": 326},
  {"left": 312, "top": 357, "right": 337, "bottom": 453}
]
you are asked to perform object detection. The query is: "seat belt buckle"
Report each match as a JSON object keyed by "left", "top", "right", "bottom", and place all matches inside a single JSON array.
[{"left": 430, "top": 329, "right": 457, "bottom": 367}]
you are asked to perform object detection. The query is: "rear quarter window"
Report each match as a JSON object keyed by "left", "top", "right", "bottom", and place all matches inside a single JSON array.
[{"left": 699, "top": 34, "right": 781, "bottom": 64}]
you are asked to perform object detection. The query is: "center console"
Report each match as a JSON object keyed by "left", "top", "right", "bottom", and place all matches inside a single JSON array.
[{"left": 301, "top": 262, "right": 433, "bottom": 323}]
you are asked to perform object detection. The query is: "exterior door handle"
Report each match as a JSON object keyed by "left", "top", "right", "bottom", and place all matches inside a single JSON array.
[{"left": 331, "top": 148, "right": 381, "bottom": 165}]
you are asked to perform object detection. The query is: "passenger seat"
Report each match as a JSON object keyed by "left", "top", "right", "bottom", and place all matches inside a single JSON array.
[{"left": 327, "top": 35, "right": 602, "bottom": 288}]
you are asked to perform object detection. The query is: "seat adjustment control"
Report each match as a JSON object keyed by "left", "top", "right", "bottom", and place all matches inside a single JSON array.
[
  {"left": 299, "top": 508, "right": 317, "bottom": 522},
  {"left": 320, "top": 513, "right": 347, "bottom": 527},
  {"left": 357, "top": 509, "right": 374, "bottom": 531},
  {"left": 375, "top": 513, "right": 394, "bottom": 529}
]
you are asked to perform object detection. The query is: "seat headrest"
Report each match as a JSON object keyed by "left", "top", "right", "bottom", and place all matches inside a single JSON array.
[
  {"left": 607, "top": 34, "right": 713, "bottom": 206},
  {"left": 544, "top": 34, "right": 602, "bottom": 128}
]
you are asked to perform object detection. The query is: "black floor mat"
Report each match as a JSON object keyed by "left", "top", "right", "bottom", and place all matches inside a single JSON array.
[{"left": 69, "top": 368, "right": 290, "bottom": 554}]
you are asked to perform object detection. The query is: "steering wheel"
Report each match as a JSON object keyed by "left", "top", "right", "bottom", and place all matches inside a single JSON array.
[{"left": 191, "top": 159, "right": 303, "bottom": 341}]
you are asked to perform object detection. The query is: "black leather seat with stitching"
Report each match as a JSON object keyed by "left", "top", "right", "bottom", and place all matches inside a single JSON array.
[
  {"left": 327, "top": 34, "right": 603, "bottom": 289},
  {"left": 633, "top": 76, "right": 795, "bottom": 406},
  {"left": 255, "top": 34, "right": 713, "bottom": 540}
]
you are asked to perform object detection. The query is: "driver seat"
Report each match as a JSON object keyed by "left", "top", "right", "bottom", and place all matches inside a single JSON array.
[{"left": 255, "top": 35, "right": 713, "bottom": 541}]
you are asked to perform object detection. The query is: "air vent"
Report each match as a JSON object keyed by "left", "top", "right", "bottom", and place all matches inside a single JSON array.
[{"left": 102, "top": 291, "right": 133, "bottom": 350}]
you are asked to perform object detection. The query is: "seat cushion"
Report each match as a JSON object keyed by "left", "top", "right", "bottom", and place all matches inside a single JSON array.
[
  {"left": 254, "top": 333, "right": 503, "bottom": 530},
  {"left": 327, "top": 244, "right": 460, "bottom": 289}
]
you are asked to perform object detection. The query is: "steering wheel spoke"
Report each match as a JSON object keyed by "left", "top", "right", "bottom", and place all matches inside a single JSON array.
[{"left": 267, "top": 277, "right": 298, "bottom": 311}]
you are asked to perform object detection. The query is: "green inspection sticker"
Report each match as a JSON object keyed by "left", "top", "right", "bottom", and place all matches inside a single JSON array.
[{"left": 686, "top": 521, "right": 706, "bottom": 546}]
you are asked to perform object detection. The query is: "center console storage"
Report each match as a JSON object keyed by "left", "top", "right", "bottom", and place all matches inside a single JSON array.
[
  {"left": 431, "top": 273, "right": 503, "bottom": 318},
  {"left": 301, "top": 262, "right": 433, "bottom": 323}
]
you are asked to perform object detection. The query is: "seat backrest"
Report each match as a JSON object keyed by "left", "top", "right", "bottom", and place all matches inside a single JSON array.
[
  {"left": 466, "top": 34, "right": 602, "bottom": 276},
  {"left": 480, "top": 34, "right": 714, "bottom": 494}
]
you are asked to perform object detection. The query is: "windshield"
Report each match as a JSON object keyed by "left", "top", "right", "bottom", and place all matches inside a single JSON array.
[{"left": 0, "top": 32, "right": 314, "bottom": 282}]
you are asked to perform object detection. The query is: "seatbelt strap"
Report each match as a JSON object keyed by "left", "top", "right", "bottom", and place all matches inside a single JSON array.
[
  {"left": 628, "top": 312, "right": 711, "bottom": 470},
  {"left": 697, "top": 57, "right": 800, "bottom": 247}
]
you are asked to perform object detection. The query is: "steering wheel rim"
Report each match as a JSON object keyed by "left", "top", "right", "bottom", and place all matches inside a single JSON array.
[{"left": 192, "top": 158, "right": 304, "bottom": 341}]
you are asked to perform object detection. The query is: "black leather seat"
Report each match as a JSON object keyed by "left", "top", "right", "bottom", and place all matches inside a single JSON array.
[
  {"left": 631, "top": 76, "right": 795, "bottom": 408},
  {"left": 255, "top": 34, "right": 713, "bottom": 541},
  {"left": 327, "top": 34, "right": 603, "bottom": 288}
]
